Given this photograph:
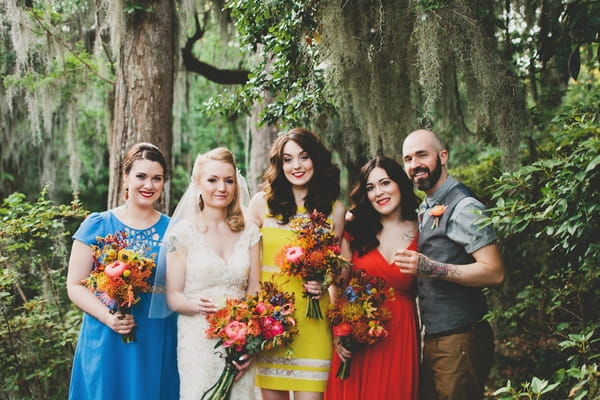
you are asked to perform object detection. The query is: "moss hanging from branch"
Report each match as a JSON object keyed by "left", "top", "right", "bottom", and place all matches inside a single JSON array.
[
  {"left": 0, "top": 0, "right": 114, "bottom": 197},
  {"left": 411, "top": 0, "right": 525, "bottom": 167},
  {"left": 319, "top": 0, "right": 524, "bottom": 167},
  {"left": 320, "top": 0, "right": 417, "bottom": 160}
]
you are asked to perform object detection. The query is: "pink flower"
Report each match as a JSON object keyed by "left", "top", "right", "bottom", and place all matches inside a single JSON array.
[
  {"left": 255, "top": 302, "right": 269, "bottom": 314},
  {"left": 260, "top": 317, "right": 285, "bottom": 339},
  {"left": 285, "top": 246, "right": 304, "bottom": 263},
  {"left": 328, "top": 245, "right": 342, "bottom": 255},
  {"left": 223, "top": 321, "right": 248, "bottom": 349},
  {"left": 104, "top": 260, "right": 128, "bottom": 278}
]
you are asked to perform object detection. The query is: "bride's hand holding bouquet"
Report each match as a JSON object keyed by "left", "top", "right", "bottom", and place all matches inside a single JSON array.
[{"left": 201, "top": 281, "right": 298, "bottom": 400}]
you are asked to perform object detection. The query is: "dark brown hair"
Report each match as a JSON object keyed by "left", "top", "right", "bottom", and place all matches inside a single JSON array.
[
  {"left": 346, "top": 156, "right": 418, "bottom": 255},
  {"left": 122, "top": 142, "right": 169, "bottom": 178},
  {"left": 262, "top": 128, "right": 340, "bottom": 224}
]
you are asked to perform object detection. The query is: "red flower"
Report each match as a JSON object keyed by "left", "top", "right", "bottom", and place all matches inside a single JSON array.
[
  {"left": 333, "top": 322, "right": 352, "bottom": 337},
  {"left": 260, "top": 317, "right": 285, "bottom": 339}
]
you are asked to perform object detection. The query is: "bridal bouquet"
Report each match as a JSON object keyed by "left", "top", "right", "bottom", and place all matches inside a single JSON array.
[
  {"left": 327, "top": 268, "right": 393, "bottom": 379},
  {"left": 202, "top": 281, "right": 298, "bottom": 400},
  {"left": 82, "top": 231, "right": 155, "bottom": 343},
  {"left": 275, "top": 210, "right": 349, "bottom": 319}
]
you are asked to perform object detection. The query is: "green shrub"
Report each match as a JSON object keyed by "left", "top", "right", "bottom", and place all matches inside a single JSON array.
[
  {"left": 483, "top": 81, "right": 600, "bottom": 397},
  {"left": 0, "top": 189, "right": 87, "bottom": 400}
]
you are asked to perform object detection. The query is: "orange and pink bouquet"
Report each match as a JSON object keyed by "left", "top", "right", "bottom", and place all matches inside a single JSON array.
[
  {"left": 82, "top": 231, "right": 156, "bottom": 343},
  {"left": 202, "top": 281, "right": 298, "bottom": 400},
  {"left": 327, "top": 268, "right": 393, "bottom": 379},
  {"left": 274, "top": 210, "right": 350, "bottom": 319}
]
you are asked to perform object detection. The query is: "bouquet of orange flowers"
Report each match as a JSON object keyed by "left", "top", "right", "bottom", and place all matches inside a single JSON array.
[
  {"left": 274, "top": 210, "right": 349, "bottom": 319},
  {"left": 82, "top": 231, "right": 156, "bottom": 343},
  {"left": 202, "top": 281, "right": 298, "bottom": 400},
  {"left": 327, "top": 268, "right": 393, "bottom": 379}
]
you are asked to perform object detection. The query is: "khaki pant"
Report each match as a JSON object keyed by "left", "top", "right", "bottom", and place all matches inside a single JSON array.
[{"left": 419, "top": 321, "right": 494, "bottom": 400}]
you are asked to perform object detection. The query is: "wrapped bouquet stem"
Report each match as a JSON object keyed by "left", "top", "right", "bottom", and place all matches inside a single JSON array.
[{"left": 200, "top": 349, "right": 240, "bottom": 400}]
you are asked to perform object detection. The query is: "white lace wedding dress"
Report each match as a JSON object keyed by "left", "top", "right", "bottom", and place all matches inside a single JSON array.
[{"left": 171, "top": 220, "right": 260, "bottom": 400}]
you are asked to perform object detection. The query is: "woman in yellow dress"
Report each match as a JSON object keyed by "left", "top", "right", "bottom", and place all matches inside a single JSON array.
[{"left": 247, "top": 127, "right": 346, "bottom": 400}]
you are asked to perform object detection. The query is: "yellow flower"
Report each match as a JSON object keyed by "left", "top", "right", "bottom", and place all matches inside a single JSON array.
[{"left": 118, "top": 249, "right": 134, "bottom": 263}]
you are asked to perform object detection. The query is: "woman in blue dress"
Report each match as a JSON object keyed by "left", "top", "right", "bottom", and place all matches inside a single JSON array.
[{"left": 66, "top": 142, "right": 179, "bottom": 399}]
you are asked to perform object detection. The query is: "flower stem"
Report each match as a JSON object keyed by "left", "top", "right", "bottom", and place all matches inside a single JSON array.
[
  {"left": 306, "top": 297, "right": 323, "bottom": 320},
  {"left": 336, "top": 358, "right": 351, "bottom": 380}
]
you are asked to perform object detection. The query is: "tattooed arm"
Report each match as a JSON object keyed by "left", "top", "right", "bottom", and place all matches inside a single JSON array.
[{"left": 394, "top": 244, "right": 504, "bottom": 288}]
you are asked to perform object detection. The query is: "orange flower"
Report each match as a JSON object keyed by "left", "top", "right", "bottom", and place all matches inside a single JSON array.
[
  {"left": 430, "top": 205, "right": 447, "bottom": 230},
  {"left": 429, "top": 205, "right": 447, "bottom": 217}
]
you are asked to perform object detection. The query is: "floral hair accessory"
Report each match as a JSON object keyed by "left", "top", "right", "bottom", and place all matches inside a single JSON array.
[{"left": 429, "top": 204, "right": 447, "bottom": 230}]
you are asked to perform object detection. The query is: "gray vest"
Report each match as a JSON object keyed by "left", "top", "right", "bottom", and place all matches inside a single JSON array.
[{"left": 418, "top": 183, "right": 488, "bottom": 335}]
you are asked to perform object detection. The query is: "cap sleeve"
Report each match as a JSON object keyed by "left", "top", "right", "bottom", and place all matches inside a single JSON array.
[
  {"left": 72, "top": 212, "right": 106, "bottom": 246},
  {"left": 246, "top": 221, "right": 261, "bottom": 247}
]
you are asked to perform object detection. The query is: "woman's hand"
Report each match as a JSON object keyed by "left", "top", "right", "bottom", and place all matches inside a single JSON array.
[
  {"left": 196, "top": 296, "right": 219, "bottom": 315},
  {"left": 333, "top": 336, "right": 352, "bottom": 362},
  {"left": 106, "top": 310, "right": 136, "bottom": 334},
  {"left": 304, "top": 280, "right": 326, "bottom": 299},
  {"left": 233, "top": 354, "right": 254, "bottom": 381}
]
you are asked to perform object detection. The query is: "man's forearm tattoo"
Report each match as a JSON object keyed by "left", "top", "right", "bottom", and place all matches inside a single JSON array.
[{"left": 417, "top": 254, "right": 461, "bottom": 277}]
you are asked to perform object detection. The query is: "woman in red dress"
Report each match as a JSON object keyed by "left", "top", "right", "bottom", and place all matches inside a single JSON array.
[{"left": 325, "top": 156, "right": 419, "bottom": 400}]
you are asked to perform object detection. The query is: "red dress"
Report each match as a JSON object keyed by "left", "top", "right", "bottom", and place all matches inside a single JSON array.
[{"left": 325, "top": 237, "right": 419, "bottom": 400}]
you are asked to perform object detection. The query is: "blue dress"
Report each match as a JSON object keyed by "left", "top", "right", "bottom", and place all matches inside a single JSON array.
[{"left": 68, "top": 211, "right": 179, "bottom": 399}]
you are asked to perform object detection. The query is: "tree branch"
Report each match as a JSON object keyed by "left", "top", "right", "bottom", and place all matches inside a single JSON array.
[
  {"left": 29, "top": 13, "right": 114, "bottom": 86},
  {"left": 181, "top": 13, "right": 249, "bottom": 85}
]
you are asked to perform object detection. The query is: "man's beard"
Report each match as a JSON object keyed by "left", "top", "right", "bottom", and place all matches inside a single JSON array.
[{"left": 412, "top": 155, "right": 442, "bottom": 191}]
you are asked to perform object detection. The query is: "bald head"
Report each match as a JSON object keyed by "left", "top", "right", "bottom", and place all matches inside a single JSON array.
[
  {"left": 402, "top": 129, "right": 448, "bottom": 195},
  {"left": 403, "top": 129, "right": 444, "bottom": 154}
]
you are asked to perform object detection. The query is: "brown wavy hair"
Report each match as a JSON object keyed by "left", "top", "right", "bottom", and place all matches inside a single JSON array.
[
  {"left": 192, "top": 147, "right": 245, "bottom": 232},
  {"left": 262, "top": 128, "right": 341, "bottom": 224},
  {"left": 346, "top": 156, "right": 418, "bottom": 255}
]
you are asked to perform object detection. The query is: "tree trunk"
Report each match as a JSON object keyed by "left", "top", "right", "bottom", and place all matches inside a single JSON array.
[
  {"left": 108, "top": 0, "right": 175, "bottom": 212},
  {"left": 248, "top": 90, "right": 278, "bottom": 196}
]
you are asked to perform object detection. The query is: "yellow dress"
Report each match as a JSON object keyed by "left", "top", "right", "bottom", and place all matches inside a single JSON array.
[{"left": 255, "top": 206, "right": 334, "bottom": 392}]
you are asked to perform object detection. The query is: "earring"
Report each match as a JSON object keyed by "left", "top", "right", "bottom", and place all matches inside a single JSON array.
[
  {"left": 198, "top": 193, "right": 204, "bottom": 210},
  {"left": 125, "top": 188, "right": 129, "bottom": 200}
]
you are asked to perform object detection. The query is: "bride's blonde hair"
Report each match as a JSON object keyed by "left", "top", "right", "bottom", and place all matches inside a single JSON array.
[{"left": 191, "top": 147, "right": 245, "bottom": 232}]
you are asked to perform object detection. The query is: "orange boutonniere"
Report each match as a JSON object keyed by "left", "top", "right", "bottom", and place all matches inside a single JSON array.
[{"left": 430, "top": 205, "right": 447, "bottom": 230}]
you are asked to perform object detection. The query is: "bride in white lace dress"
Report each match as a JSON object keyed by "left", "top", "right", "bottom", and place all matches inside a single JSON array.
[{"left": 165, "top": 148, "right": 261, "bottom": 400}]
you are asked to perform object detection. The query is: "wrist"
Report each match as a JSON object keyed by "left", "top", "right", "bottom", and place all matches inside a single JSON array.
[{"left": 417, "top": 254, "right": 450, "bottom": 277}]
